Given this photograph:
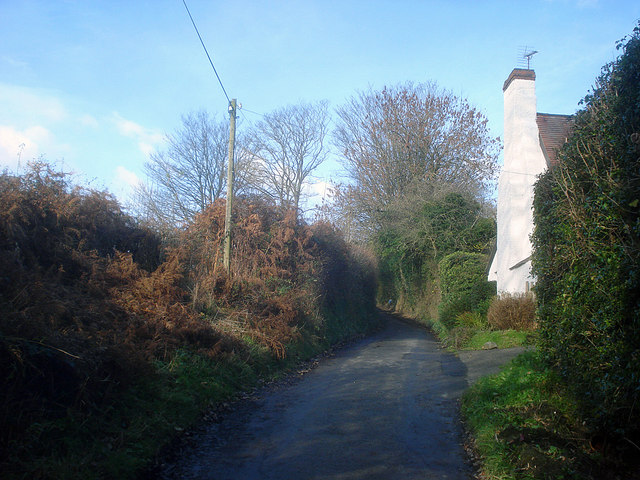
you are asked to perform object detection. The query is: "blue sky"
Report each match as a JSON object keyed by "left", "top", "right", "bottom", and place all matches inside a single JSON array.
[{"left": 1, "top": 0, "right": 639, "bottom": 207}]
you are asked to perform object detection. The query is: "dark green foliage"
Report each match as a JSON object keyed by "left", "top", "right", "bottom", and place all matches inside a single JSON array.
[
  {"left": 532, "top": 24, "right": 640, "bottom": 438},
  {"left": 375, "top": 192, "right": 495, "bottom": 311},
  {"left": 310, "top": 223, "right": 378, "bottom": 342},
  {"left": 414, "top": 193, "right": 495, "bottom": 258},
  {"left": 437, "top": 251, "right": 496, "bottom": 328}
]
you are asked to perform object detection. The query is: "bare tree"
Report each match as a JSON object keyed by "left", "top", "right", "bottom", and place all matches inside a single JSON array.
[
  {"left": 248, "top": 101, "right": 329, "bottom": 215},
  {"left": 134, "top": 110, "right": 254, "bottom": 228},
  {"left": 333, "top": 83, "right": 501, "bottom": 236}
]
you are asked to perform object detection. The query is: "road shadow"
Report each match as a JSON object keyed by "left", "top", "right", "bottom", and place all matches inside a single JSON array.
[{"left": 153, "top": 311, "right": 522, "bottom": 480}]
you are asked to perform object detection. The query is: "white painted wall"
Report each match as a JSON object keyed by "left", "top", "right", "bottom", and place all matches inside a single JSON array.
[{"left": 488, "top": 70, "right": 548, "bottom": 294}]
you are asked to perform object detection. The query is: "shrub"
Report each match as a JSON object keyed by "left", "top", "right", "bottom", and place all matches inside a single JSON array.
[
  {"left": 437, "top": 251, "right": 496, "bottom": 328},
  {"left": 0, "top": 163, "right": 381, "bottom": 477},
  {"left": 446, "top": 326, "right": 475, "bottom": 350},
  {"left": 0, "top": 163, "right": 240, "bottom": 464},
  {"left": 374, "top": 192, "right": 496, "bottom": 314},
  {"left": 487, "top": 293, "right": 536, "bottom": 331},
  {"left": 447, "top": 306, "right": 491, "bottom": 350},
  {"left": 531, "top": 24, "right": 640, "bottom": 438},
  {"left": 455, "top": 311, "right": 487, "bottom": 329},
  {"left": 178, "top": 200, "right": 379, "bottom": 356},
  {"left": 310, "top": 222, "right": 378, "bottom": 342}
]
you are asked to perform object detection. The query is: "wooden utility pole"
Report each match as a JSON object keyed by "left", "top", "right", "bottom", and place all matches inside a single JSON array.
[{"left": 223, "top": 98, "right": 237, "bottom": 274}]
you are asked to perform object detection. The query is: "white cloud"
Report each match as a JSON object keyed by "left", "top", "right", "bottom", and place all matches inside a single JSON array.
[
  {"left": 0, "top": 83, "right": 68, "bottom": 125},
  {"left": 301, "top": 179, "right": 334, "bottom": 213},
  {"left": 109, "top": 165, "right": 142, "bottom": 205},
  {"left": 0, "top": 85, "right": 153, "bottom": 193},
  {"left": 1, "top": 55, "right": 29, "bottom": 70},
  {"left": 115, "top": 165, "right": 140, "bottom": 188},
  {"left": 112, "top": 112, "right": 145, "bottom": 137},
  {"left": 0, "top": 124, "right": 55, "bottom": 170},
  {"left": 0, "top": 84, "right": 78, "bottom": 171},
  {"left": 111, "top": 112, "right": 164, "bottom": 156},
  {"left": 79, "top": 114, "right": 99, "bottom": 128},
  {"left": 138, "top": 142, "right": 157, "bottom": 157}
]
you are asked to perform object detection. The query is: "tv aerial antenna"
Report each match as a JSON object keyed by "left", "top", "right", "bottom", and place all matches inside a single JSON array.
[{"left": 519, "top": 45, "right": 538, "bottom": 69}]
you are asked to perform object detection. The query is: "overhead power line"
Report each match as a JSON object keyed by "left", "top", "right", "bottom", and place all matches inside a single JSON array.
[
  {"left": 501, "top": 169, "right": 540, "bottom": 177},
  {"left": 182, "top": 0, "right": 230, "bottom": 103},
  {"left": 241, "top": 107, "right": 264, "bottom": 117}
]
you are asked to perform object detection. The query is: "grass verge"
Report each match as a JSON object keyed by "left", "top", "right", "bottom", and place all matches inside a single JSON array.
[
  {"left": 460, "top": 330, "right": 534, "bottom": 350},
  {"left": 409, "top": 309, "right": 533, "bottom": 351},
  {"left": 461, "top": 351, "right": 638, "bottom": 479},
  {"left": 6, "top": 348, "right": 266, "bottom": 479}
]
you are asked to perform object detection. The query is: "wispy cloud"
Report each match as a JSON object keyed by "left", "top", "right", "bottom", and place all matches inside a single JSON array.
[
  {"left": 1, "top": 55, "right": 29, "bottom": 70},
  {"left": 109, "top": 165, "right": 142, "bottom": 205},
  {"left": 115, "top": 165, "right": 140, "bottom": 187},
  {"left": 0, "top": 83, "right": 68, "bottom": 125},
  {"left": 111, "top": 112, "right": 164, "bottom": 156},
  {"left": 0, "top": 124, "right": 55, "bottom": 170},
  {"left": 302, "top": 178, "right": 334, "bottom": 212},
  {"left": 79, "top": 114, "right": 99, "bottom": 128},
  {"left": 306, "top": 179, "right": 331, "bottom": 199},
  {"left": 0, "top": 84, "right": 72, "bottom": 170}
]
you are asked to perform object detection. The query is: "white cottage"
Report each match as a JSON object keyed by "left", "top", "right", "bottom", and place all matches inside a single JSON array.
[{"left": 488, "top": 68, "right": 571, "bottom": 294}]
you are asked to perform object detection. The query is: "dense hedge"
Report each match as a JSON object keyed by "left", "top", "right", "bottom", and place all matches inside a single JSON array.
[
  {"left": 374, "top": 192, "right": 495, "bottom": 313},
  {"left": 531, "top": 25, "right": 640, "bottom": 438},
  {"left": 437, "top": 251, "right": 495, "bottom": 328},
  {"left": 0, "top": 163, "right": 380, "bottom": 478}
]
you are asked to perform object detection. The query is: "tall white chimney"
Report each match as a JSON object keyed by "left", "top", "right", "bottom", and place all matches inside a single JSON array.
[{"left": 489, "top": 69, "right": 547, "bottom": 294}]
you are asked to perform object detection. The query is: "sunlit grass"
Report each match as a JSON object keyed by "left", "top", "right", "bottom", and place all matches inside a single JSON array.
[
  {"left": 414, "top": 311, "right": 533, "bottom": 351},
  {"left": 461, "top": 351, "right": 597, "bottom": 479},
  {"left": 462, "top": 329, "right": 534, "bottom": 350}
]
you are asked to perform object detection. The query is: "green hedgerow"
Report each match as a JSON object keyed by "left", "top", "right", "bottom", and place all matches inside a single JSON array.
[
  {"left": 531, "top": 23, "right": 640, "bottom": 438},
  {"left": 438, "top": 251, "right": 496, "bottom": 328}
]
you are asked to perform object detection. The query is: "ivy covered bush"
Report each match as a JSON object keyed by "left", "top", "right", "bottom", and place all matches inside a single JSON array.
[
  {"left": 437, "top": 251, "right": 496, "bottom": 328},
  {"left": 531, "top": 25, "right": 640, "bottom": 439},
  {"left": 375, "top": 192, "right": 495, "bottom": 313}
]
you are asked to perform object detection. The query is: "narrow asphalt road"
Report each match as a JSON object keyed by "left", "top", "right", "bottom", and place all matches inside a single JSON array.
[{"left": 156, "top": 315, "right": 525, "bottom": 480}]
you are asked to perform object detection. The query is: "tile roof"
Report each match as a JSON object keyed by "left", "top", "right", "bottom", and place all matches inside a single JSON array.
[{"left": 536, "top": 113, "right": 572, "bottom": 167}]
